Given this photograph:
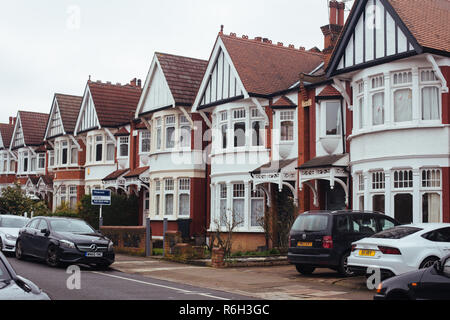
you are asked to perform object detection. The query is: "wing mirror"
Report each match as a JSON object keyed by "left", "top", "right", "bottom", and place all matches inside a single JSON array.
[{"left": 40, "top": 229, "right": 50, "bottom": 236}]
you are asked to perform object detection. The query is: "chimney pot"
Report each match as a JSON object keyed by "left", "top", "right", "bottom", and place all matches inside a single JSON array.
[
  {"left": 137, "top": 79, "right": 142, "bottom": 87},
  {"left": 289, "top": 44, "right": 295, "bottom": 48},
  {"left": 130, "top": 78, "right": 137, "bottom": 86},
  {"left": 254, "top": 36, "right": 262, "bottom": 42},
  {"left": 277, "top": 42, "right": 284, "bottom": 46}
]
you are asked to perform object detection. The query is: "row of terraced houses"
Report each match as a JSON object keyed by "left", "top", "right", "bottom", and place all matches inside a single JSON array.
[{"left": 0, "top": 0, "right": 449, "bottom": 251}]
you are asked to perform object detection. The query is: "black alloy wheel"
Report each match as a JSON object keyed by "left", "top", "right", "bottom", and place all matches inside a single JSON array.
[{"left": 46, "top": 245, "right": 60, "bottom": 268}]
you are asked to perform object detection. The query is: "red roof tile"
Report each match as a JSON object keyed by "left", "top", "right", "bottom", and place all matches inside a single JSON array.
[
  {"left": 88, "top": 81, "right": 142, "bottom": 128},
  {"left": 0, "top": 123, "right": 14, "bottom": 149},
  {"left": 124, "top": 166, "right": 149, "bottom": 178},
  {"left": 103, "top": 169, "right": 129, "bottom": 181},
  {"left": 388, "top": 0, "right": 450, "bottom": 53},
  {"left": 272, "top": 96, "right": 296, "bottom": 108},
  {"left": 156, "top": 53, "right": 208, "bottom": 106},
  {"left": 220, "top": 34, "right": 324, "bottom": 95},
  {"left": 55, "top": 94, "right": 83, "bottom": 134},
  {"left": 19, "top": 111, "right": 49, "bottom": 147},
  {"left": 317, "top": 85, "right": 341, "bottom": 98},
  {"left": 114, "top": 127, "right": 129, "bottom": 136}
]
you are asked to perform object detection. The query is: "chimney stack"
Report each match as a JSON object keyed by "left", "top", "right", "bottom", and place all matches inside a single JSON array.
[
  {"left": 321, "top": 1, "right": 345, "bottom": 55},
  {"left": 137, "top": 79, "right": 142, "bottom": 88},
  {"left": 130, "top": 78, "right": 137, "bottom": 87}
]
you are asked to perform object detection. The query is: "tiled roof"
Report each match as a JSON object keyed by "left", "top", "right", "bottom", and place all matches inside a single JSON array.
[
  {"left": 251, "top": 159, "right": 298, "bottom": 175},
  {"left": 317, "top": 85, "right": 341, "bottom": 98},
  {"left": 88, "top": 81, "right": 142, "bottom": 128},
  {"left": 34, "top": 144, "right": 47, "bottom": 153},
  {"left": 27, "top": 175, "right": 40, "bottom": 186},
  {"left": 124, "top": 166, "right": 149, "bottom": 178},
  {"left": 55, "top": 94, "right": 83, "bottom": 134},
  {"left": 0, "top": 123, "right": 14, "bottom": 149},
  {"left": 40, "top": 175, "right": 54, "bottom": 186},
  {"left": 388, "top": 0, "right": 450, "bottom": 53},
  {"left": 19, "top": 111, "right": 49, "bottom": 147},
  {"left": 103, "top": 169, "right": 129, "bottom": 181},
  {"left": 135, "top": 121, "right": 147, "bottom": 130},
  {"left": 156, "top": 53, "right": 208, "bottom": 106},
  {"left": 298, "top": 154, "right": 348, "bottom": 169},
  {"left": 220, "top": 34, "right": 324, "bottom": 95},
  {"left": 272, "top": 96, "right": 297, "bottom": 108},
  {"left": 114, "top": 127, "right": 129, "bottom": 136}
]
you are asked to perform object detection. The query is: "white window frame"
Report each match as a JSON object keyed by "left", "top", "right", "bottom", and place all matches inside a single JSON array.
[
  {"left": 370, "top": 74, "right": 385, "bottom": 127},
  {"left": 164, "top": 178, "right": 174, "bottom": 216},
  {"left": 178, "top": 178, "right": 190, "bottom": 217},
  {"left": 118, "top": 136, "right": 129, "bottom": 158},
  {"left": 280, "top": 110, "right": 295, "bottom": 142},
  {"left": 140, "top": 130, "right": 151, "bottom": 154}
]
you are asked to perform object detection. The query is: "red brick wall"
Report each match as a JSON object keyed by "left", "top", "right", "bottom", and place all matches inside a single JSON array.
[
  {"left": 54, "top": 170, "right": 84, "bottom": 181},
  {"left": 441, "top": 66, "right": 450, "bottom": 125},
  {"left": 0, "top": 174, "right": 16, "bottom": 184},
  {"left": 150, "top": 220, "right": 179, "bottom": 237}
]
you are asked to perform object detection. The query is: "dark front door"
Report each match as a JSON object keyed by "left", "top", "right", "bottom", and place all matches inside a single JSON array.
[{"left": 321, "top": 181, "right": 346, "bottom": 211}]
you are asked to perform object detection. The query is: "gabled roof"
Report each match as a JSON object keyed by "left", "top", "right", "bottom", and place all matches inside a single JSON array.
[
  {"left": 327, "top": 0, "right": 450, "bottom": 77},
  {"left": 297, "top": 154, "right": 349, "bottom": 170},
  {"left": 316, "top": 85, "right": 342, "bottom": 99},
  {"left": 0, "top": 123, "right": 14, "bottom": 149},
  {"left": 55, "top": 94, "right": 83, "bottom": 134},
  {"left": 271, "top": 96, "right": 297, "bottom": 109},
  {"left": 124, "top": 166, "right": 149, "bottom": 178},
  {"left": 136, "top": 53, "right": 208, "bottom": 116},
  {"left": 219, "top": 34, "right": 324, "bottom": 96},
  {"left": 103, "top": 169, "right": 129, "bottom": 181},
  {"left": 11, "top": 111, "right": 49, "bottom": 149}
]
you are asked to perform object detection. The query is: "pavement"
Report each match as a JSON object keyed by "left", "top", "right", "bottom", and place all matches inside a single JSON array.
[{"left": 111, "top": 254, "right": 374, "bottom": 300}]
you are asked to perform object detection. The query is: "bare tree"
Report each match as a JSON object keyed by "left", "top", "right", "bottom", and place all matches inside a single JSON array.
[{"left": 211, "top": 209, "right": 244, "bottom": 258}]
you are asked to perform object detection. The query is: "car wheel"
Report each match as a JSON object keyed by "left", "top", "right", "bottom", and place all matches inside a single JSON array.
[
  {"left": 295, "top": 265, "right": 315, "bottom": 275},
  {"left": 46, "top": 245, "right": 60, "bottom": 268},
  {"left": 419, "top": 256, "right": 439, "bottom": 269},
  {"left": 15, "top": 240, "right": 25, "bottom": 260},
  {"left": 338, "top": 252, "right": 354, "bottom": 277}
]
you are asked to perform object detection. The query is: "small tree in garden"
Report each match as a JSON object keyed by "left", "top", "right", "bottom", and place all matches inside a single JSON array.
[
  {"left": 0, "top": 183, "right": 49, "bottom": 217},
  {"left": 210, "top": 209, "right": 244, "bottom": 258}
]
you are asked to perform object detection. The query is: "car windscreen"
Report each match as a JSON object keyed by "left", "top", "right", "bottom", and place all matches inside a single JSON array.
[
  {"left": 370, "top": 226, "right": 422, "bottom": 239},
  {"left": 0, "top": 259, "right": 11, "bottom": 282},
  {"left": 291, "top": 215, "right": 329, "bottom": 232},
  {"left": 0, "top": 216, "right": 29, "bottom": 228},
  {"left": 49, "top": 219, "right": 95, "bottom": 233}
]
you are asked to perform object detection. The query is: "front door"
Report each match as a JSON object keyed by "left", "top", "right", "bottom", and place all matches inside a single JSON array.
[{"left": 321, "top": 181, "right": 346, "bottom": 211}]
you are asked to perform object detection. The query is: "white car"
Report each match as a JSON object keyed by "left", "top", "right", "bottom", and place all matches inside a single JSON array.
[
  {"left": 0, "top": 215, "right": 30, "bottom": 253},
  {"left": 348, "top": 223, "right": 450, "bottom": 278}
]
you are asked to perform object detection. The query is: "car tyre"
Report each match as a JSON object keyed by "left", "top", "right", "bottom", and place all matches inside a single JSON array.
[
  {"left": 46, "top": 245, "right": 61, "bottom": 268},
  {"left": 338, "top": 252, "right": 354, "bottom": 277},
  {"left": 295, "top": 265, "right": 315, "bottom": 275},
  {"left": 419, "top": 256, "right": 439, "bottom": 269},
  {"left": 15, "top": 240, "right": 26, "bottom": 260}
]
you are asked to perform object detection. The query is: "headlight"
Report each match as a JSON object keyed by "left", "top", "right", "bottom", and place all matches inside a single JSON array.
[
  {"left": 108, "top": 241, "right": 114, "bottom": 251},
  {"left": 59, "top": 240, "right": 76, "bottom": 249},
  {"left": 5, "top": 234, "right": 17, "bottom": 241}
]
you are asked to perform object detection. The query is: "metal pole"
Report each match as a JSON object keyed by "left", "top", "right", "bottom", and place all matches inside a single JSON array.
[
  {"left": 162, "top": 218, "right": 168, "bottom": 258},
  {"left": 99, "top": 205, "right": 103, "bottom": 229},
  {"left": 145, "top": 217, "right": 152, "bottom": 257}
]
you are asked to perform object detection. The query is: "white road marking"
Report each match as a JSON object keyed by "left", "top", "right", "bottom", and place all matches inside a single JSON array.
[{"left": 91, "top": 271, "right": 230, "bottom": 300}]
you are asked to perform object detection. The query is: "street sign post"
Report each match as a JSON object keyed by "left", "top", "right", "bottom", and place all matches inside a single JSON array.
[{"left": 91, "top": 189, "right": 111, "bottom": 228}]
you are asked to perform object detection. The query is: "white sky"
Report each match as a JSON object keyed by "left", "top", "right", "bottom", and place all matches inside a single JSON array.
[{"left": 0, "top": 0, "right": 354, "bottom": 124}]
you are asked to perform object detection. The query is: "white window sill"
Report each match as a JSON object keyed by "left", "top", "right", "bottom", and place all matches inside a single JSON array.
[
  {"left": 210, "top": 147, "right": 268, "bottom": 157},
  {"left": 349, "top": 123, "right": 447, "bottom": 140}
]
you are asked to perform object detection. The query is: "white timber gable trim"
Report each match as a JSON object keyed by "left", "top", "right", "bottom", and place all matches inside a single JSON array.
[
  {"left": 135, "top": 55, "right": 175, "bottom": 117},
  {"left": 74, "top": 85, "right": 100, "bottom": 135},
  {"left": 192, "top": 36, "right": 248, "bottom": 112},
  {"left": 0, "top": 131, "right": 4, "bottom": 149},
  {"left": 45, "top": 97, "right": 65, "bottom": 140},
  {"left": 328, "top": 0, "right": 421, "bottom": 77},
  {"left": 10, "top": 113, "right": 25, "bottom": 150}
]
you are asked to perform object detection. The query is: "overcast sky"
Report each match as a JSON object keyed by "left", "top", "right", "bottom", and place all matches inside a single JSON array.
[{"left": 0, "top": 0, "right": 354, "bottom": 124}]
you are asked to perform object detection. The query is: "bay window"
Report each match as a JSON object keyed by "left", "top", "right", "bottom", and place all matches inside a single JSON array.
[
  {"left": 251, "top": 108, "right": 265, "bottom": 147},
  {"left": 95, "top": 135, "right": 103, "bottom": 162},
  {"left": 179, "top": 115, "right": 191, "bottom": 149},
  {"left": 165, "top": 115, "right": 176, "bottom": 149},
  {"left": 70, "top": 146, "right": 78, "bottom": 165},
  {"left": 250, "top": 186, "right": 264, "bottom": 227},
  {"left": 106, "top": 137, "right": 115, "bottom": 161},
  {"left": 233, "top": 109, "right": 246, "bottom": 147},
  {"left": 156, "top": 117, "right": 162, "bottom": 150},
  {"left": 421, "top": 70, "right": 440, "bottom": 121},
  {"left": 155, "top": 180, "right": 161, "bottom": 216},
  {"left": 219, "top": 111, "right": 228, "bottom": 149},
  {"left": 232, "top": 183, "right": 245, "bottom": 227},
  {"left": 30, "top": 156, "right": 36, "bottom": 172},
  {"left": 61, "top": 141, "right": 69, "bottom": 165},
  {"left": 371, "top": 75, "right": 385, "bottom": 126},
  {"left": 393, "top": 71, "right": 413, "bottom": 123}
]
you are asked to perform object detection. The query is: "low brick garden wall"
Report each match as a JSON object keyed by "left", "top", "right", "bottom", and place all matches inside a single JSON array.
[{"left": 100, "top": 226, "right": 147, "bottom": 256}]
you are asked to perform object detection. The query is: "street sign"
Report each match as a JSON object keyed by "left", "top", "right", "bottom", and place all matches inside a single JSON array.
[{"left": 91, "top": 189, "right": 111, "bottom": 206}]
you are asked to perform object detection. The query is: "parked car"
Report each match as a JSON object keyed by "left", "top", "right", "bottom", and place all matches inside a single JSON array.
[
  {"left": 374, "top": 254, "right": 450, "bottom": 300},
  {"left": 348, "top": 223, "right": 450, "bottom": 279},
  {"left": 0, "top": 215, "right": 29, "bottom": 253},
  {"left": 15, "top": 217, "right": 115, "bottom": 269},
  {"left": 288, "top": 210, "right": 399, "bottom": 276},
  {"left": 0, "top": 251, "right": 50, "bottom": 300}
]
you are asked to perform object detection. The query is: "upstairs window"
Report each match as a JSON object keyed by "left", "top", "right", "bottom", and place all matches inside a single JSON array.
[
  {"left": 393, "top": 170, "right": 413, "bottom": 189},
  {"left": 280, "top": 110, "right": 294, "bottom": 141},
  {"left": 118, "top": 136, "right": 129, "bottom": 157},
  {"left": 179, "top": 115, "right": 191, "bottom": 149},
  {"left": 251, "top": 108, "right": 265, "bottom": 147},
  {"left": 420, "top": 70, "right": 440, "bottom": 121},
  {"left": 140, "top": 131, "right": 151, "bottom": 153},
  {"left": 106, "top": 137, "right": 115, "bottom": 161},
  {"left": 393, "top": 71, "right": 413, "bottom": 123},
  {"left": 371, "top": 75, "right": 385, "bottom": 126},
  {"left": 95, "top": 135, "right": 103, "bottom": 162},
  {"left": 61, "top": 141, "right": 68, "bottom": 165},
  {"left": 165, "top": 115, "right": 176, "bottom": 149},
  {"left": 325, "top": 101, "right": 341, "bottom": 135},
  {"left": 233, "top": 109, "right": 246, "bottom": 147},
  {"left": 219, "top": 111, "right": 228, "bottom": 149},
  {"left": 156, "top": 118, "right": 162, "bottom": 150},
  {"left": 38, "top": 154, "right": 45, "bottom": 169}
]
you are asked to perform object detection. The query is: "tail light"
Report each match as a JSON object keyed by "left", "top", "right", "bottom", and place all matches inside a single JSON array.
[
  {"left": 288, "top": 235, "right": 292, "bottom": 247},
  {"left": 322, "top": 236, "right": 333, "bottom": 249},
  {"left": 378, "top": 246, "right": 401, "bottom": 255},
  {"left": 351, "top": 244, "right": 357, "bottom": 252}
]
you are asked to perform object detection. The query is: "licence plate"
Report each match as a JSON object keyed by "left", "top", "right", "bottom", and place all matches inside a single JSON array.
[
  {"left": 297, "top": 242, "right": 313, "bottom": 247},
  {"left": 359, "top": 250, "right": 375, "bottom": 257},
  {"left": 86, "top": 252, "right": 103, "bottom": 257}
]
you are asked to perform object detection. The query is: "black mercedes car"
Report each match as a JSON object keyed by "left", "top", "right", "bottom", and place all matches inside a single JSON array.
[
  {"left": 375, "top": 254, "right": 450, "bottom": 300},
  {"left": 0, "top": 251, "right": 49, "bottom": 300},
  {"left": 15, "top": 217, "right": 114, "bottom": 269}
]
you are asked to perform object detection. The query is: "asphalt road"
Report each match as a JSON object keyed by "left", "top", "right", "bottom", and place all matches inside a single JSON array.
[{"left": 5, "top": 254, "right": 254, "bottom": 300}]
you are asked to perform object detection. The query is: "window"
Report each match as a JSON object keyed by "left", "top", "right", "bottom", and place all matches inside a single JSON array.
[
  {"left": 422, "top": 169, "right": 441, "bottom": 188},
  {"left": 156, "top": 118, "right": 162, "bottom": 150},
  {"left": 179, "top": 116, "right": 191, "bottom": 149},
  {"left": 22, "top": 151, "right": 29, "bottom": 173},
  {"left": 251, "top": 108, "right": 264, "bottom": 147},
  {"left": 393, "top": 170, "right": 413, "bottom": 189},
  {"left": 232, "top": 109, "right": 246, "bottom": 148},
  {"left": 421, "top": 71, "right": 440, "bottom": 121},
  {"left": 219, "top": 111, "right": 228, "bottom": 149},
  {"left": 70, "top": 147, "right": 78, "bottom": 165},
  {"left": 251, "top": 186, "right": 264, "bottom": 227},
  {"left": 280, "top": 111, "right": 294, "bottom": 141},
  {"left": 61, "top": 141, "right": 68, "bottom": 165},
  {"left": 232, "top": 184, "right": 245, "bottom": 227},
  {"left": 164, "top": 179, "right": 174, "bottom": 216},
  {"left": 325, "top": 101, "right": 341, "bottom": 135},
  {"left": 165, "top": 116, "right": 176, "bottom": 149},
  {"left": 219, "top": 184, "right": 227, "bottom": 227},
  {"left": 373, "top": 195, "right": 385, "bottom": 214},
  {"left": 106, "top": 137, "right": 115, "bottom": 161},
  {"left": 351, "top": 216, "right": 377, "bottom": 234},
  {"left": 30, "top": 156, "right": 36, "bottom": 172},
  {"left": 59, "top": 185, "right": 67, "bottom": 206},
  {"left": 358, "top": 96, "right": 364, "bottom": 129},
  {"left": 372, "top": 171, "right": 385, "bottom": 190},
  {"left": 144, "top": 191, "right": 150, "bottom": 211},
  {"left": 422, "top": 193, "right": 440, "bottom": 223},
  {"left": 140, "top": 131, "right": 151, "bottom": 153},
  {"left": 155, "top": 180, "right": 161, "bottom": 216},
  {"left": 372, "top": 92, "right": 385, "bottom": 125},
  {"left": 178, "top": 178, "right": 190, "bottom": 217},
  {"left": 358, "top": 173, "right": 365, "bottom": 191},
  {"left": 87, "top": 137, "right": 92, "bottom": 163},
  {"left": 378, "top": 217, "right": 395, "bottom": 231},
  {"left": 119, "top": 137, "right": 129, "bottom": 157},
  {"left": 394, "top": 89, "right": 412, "bottom": 122},
  {"left": 95, "top": 135, "right": 103, "bottom": 162},
  {"left": 69, "top": 186, "right": 77, "bottom": 209}
]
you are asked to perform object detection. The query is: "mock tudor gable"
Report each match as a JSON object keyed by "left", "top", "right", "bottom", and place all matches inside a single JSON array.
[
  {"left": 74, "top": 84, "right": 101, "bottom": 135},
  {"left": 327, "top": 0, "right": 450, "bottom": 77},
  {"left": 10, "top": 111, "right": 49, "bottom": 150},
  {"left": 45, "top": 94, "right": 83, "bottom": 140}
]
